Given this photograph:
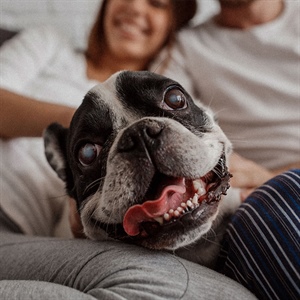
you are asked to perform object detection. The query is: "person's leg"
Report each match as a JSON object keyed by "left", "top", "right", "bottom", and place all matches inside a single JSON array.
[
  {"left": 0, "top": 210, "right": 256, "bottom": 300},
  {"left": 218, "top": 169, "right": 300, "bottom": 300},
  {"left": 0, "top": 280, "right": 98, "bottom": 300}
]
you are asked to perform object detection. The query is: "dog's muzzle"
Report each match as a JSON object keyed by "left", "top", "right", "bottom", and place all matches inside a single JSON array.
[
  {"left": 92, "top": 152, "right": 231, "bottom": 247},
  {"left": 123, "top": 153, "right": 231, "bottom": 237}
]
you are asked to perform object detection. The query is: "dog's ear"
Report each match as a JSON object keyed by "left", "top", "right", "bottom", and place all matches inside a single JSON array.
[{"left": 43, "top": 123, "right": 69, "bottom": 182}]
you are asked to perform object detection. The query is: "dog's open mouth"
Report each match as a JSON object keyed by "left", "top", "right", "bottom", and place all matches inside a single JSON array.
[{"left": 123, "top": 153, "right": 231, "bottom": 238}]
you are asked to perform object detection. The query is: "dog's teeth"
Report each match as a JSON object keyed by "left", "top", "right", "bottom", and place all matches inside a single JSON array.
[
  {"left": 161, "top": 195, "right": 202, "bottom": 224},
  {"left": 193, "top": 180, "right": 206, "bottom": 196},
  {"left": 174, "top": 210, "right": 180, "bottom": 217},
  {"left": 193, "top": 180, "right": 201, "bottom": 190},
  {"left": 163, "top": 213, "right": 170, "bottom": 221},
  {"left": 198, "top": 187, "right": 206, "bottom": 196},
  {"left": 154, "top": 217, "right": 164, "bottom": 225},
  {"left": 181, "top": 202, "right": 187, "bottom": 208},
  {"left": 187, "top": 200, "right": 194, "bottom": 208},
  {"left": 177, "top": 207, "right": 184, "bottom": 213},
  {"left": 192, "top": 194, "right": 199, "bottom": 204}
]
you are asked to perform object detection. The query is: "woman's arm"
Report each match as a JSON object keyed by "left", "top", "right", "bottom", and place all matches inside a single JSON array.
[
  {"left": 273, "top": 162, "right": 300, "bottom": 175},
  {"left": 0, "top": 27, "right": 76, "bottom": 138},
  {"left": 0, "top": 88, "right": 75, "bottom": 138},
  {"left": 229, "top": 152, "right": 300, "bottom": 200}
]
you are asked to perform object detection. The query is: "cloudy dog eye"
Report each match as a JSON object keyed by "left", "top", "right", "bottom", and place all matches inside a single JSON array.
[
  {"left": 163, "top": 86, "right": 187, "bottom": 110},
  {"left": 78, "top": 143, "right": 101, "bottom": 166}
]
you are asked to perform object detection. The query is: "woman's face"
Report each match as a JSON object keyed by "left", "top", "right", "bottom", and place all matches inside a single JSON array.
[{"left": 104, "top": 0, "right": 173, "bottom": 63}]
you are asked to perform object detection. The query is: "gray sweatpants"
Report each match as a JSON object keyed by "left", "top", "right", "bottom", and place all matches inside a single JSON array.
[{"left": 0, "top": 210, "right": 256, "bottom": 300}]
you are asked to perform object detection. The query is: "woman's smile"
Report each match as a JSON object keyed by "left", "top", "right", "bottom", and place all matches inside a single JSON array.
[
  {"left": 114, "top": 17, "right": 149, "bottom": 41},
  {"left": 104, "top": 0, "right": 172, "bottom": 64}
]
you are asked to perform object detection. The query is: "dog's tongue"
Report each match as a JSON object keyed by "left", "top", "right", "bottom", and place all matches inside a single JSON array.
[{"left": 123, "top": 179, "right": 186, "bottom": 236}]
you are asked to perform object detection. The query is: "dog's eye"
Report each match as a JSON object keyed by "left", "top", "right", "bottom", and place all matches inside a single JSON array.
[
  {"left": 163, "top": 87, "right": 187, "bottom": 110},
  {"left": 78, "top": 143, "right": 101, "bottom": 166}
]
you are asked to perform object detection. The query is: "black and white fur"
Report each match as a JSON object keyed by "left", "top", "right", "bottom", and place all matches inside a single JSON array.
[{"left": 44, "top": 71, "right": 240, "bottom": 267}]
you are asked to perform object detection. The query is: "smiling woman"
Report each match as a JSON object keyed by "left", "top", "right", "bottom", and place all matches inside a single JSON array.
[
  {"left": 104, "top": 0, "right": 173, "bottom": 62},
  {"left": 86, "top": 0, "right": 197, "bottom": 80}
]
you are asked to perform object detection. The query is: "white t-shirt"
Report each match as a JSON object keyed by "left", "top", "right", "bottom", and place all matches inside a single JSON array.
[
  {"left": 0, "top": 26, "right": 99, "bottom": 236},
  {"left": 165, "top": 0, "right": 300, "bottom": 170}
]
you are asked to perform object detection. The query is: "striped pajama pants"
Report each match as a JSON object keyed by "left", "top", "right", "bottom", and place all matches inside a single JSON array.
[{"left": 218, "top": 169, "right": 300, "bottom": 300}]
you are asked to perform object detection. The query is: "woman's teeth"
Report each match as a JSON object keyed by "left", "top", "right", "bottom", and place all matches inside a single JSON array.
[{"left": 119, "top": 22, "right": 144, "bottom": 37}]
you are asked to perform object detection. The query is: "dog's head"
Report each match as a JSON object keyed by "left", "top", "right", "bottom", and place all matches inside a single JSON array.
[{"left": 44, "top": 71, "right": 232, "bottom": 250}]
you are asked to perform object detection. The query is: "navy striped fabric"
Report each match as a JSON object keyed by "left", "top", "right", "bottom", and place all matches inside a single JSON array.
[{"left": 218, "top": 169, "right": 300, "bottom": 300}]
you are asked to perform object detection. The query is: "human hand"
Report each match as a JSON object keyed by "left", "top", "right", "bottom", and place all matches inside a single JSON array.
[
  {"left": 68, "top": 198, "right": 85, "bottom": 238},
  {"left": 229, "top": 153, "right": 275, "bottom": 201}
]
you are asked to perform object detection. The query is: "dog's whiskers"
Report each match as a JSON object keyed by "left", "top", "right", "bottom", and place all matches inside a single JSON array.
[
  {"left": 83, "top": 178, "right": 103, "bottom": 196},
  {"left": 108, "top": 199, "right": 119, "bottom": 228},
  {"left": 89, "top": 208, "right": 102, "bottom": 233},
  {"left": 201, "top": 230, "right": 220, "bottom": 247}
]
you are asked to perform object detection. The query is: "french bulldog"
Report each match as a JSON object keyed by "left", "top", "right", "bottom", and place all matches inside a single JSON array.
[{"left": 44, "top": 71, "right": 240, "bottom": 267}]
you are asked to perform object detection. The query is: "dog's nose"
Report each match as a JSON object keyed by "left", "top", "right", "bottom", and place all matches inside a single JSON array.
[{"left": 117, "top": 119, "right": 164, "bottom": 153}]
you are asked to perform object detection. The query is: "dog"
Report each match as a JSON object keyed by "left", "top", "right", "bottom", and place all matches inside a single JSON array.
[{"left": 44, "top": 71, "right": 240, "bottom": 267}]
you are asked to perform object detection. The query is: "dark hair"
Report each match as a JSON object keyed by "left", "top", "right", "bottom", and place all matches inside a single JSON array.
[
  {"left": 86, "top": 0, "right": 197, "bottom": 70},
  {"left": 172, "top": 0, "right": 197, "bottom": 30}
]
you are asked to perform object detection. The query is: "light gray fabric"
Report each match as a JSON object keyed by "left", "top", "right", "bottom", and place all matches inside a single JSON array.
[
  {"left": 0, "top": 231, "right": 257, "bottom": 300},
  {"left": 0, "top": 280, "right": 97, "bottom": 300}
]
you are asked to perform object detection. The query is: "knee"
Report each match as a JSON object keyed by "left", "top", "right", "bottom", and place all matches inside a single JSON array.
[
  {"left": 217, "top": 169, "right": 300, "bottom": 299},
  {"left": 239, "top": 168, "right": 300, "bottom": 218}
]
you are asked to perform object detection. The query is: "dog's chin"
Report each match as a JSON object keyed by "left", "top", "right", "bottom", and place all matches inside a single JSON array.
[{"left": 83, "top": 154, "right": 231, "bottom": 250}]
